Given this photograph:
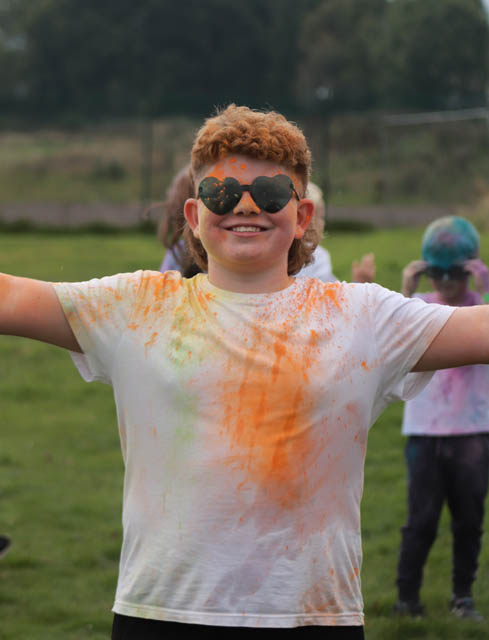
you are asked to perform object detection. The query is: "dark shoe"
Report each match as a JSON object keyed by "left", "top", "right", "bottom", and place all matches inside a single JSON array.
[
  {"left": 450, "top": 596, "right": 483, "bottom": 622},
  {"left": 393, "top": 599, "right": 426, "bottom": 618},
  {"left": 0, "top": 535, "right": 11, "bottom": 559}
]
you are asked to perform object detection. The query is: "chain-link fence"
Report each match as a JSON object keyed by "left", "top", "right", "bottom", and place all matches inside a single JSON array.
[{"left": 2, "top": 110, "right": 489, "bottom": 229}]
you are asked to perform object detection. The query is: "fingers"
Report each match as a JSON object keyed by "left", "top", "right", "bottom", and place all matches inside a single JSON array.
[
  {"left": 464, "top": 258, "right": 488, "bottom": 274},
  {"left": 351, "top": 253, "right": 376, "bottom": 283},
  {"left": 402, "top": 260, "right": 426, "bottom": 297},
  {"left": 464, "top": 258, "right": 489, "bottom": 294},
  {"left": 403, "top": 260, "right": 427, "bottom": 276}
]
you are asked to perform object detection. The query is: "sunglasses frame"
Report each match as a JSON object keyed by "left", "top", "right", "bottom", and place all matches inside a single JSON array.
[
  {"left": 198, "top": 174, "right": 300, "bottom": 215},
  {"left": 424, "top": 265, "right": 470, "bottom": 280}
]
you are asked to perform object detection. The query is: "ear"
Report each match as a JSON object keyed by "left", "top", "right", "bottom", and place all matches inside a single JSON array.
[
  {"left": 184, "top": 198, "right": 200, "bottom": 239},
  {"left": 295, "top": 198, "right": 314, "bottom": 239}
]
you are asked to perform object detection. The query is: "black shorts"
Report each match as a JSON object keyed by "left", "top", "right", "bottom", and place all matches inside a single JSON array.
[{"left": 111, "top": 614, "right": 365, "bottom": 639}]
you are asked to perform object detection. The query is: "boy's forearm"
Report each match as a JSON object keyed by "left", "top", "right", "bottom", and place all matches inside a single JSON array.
[
  {"left": 413, "top": 306, "right": 489, "bottom": 371},
  {"left": 0, "top": 273, "right": 81, "bottom": 351}
]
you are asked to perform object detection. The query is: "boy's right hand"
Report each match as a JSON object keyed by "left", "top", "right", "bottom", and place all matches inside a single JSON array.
[{"left": 402, "top": 260, "right": 427, "bottom": 297}]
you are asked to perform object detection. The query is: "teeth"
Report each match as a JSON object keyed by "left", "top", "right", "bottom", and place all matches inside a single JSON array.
[{"left": 231, "top": 226, "right": 262, "bottom": 232}]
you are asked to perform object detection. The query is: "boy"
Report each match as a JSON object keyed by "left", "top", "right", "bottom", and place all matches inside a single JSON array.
[
  {"left": 395, "top": 217, "right": 489, "bottom": 621},
  {"left": 1, "top": 105, "right": 488, "bottom": 639}
]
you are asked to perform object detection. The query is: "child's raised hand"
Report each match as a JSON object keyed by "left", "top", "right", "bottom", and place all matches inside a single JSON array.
[
  {"left": 352, "top": 252, "right": 376, "bottom": 283},
  {"left": 464, "top": 258, "right": 489, "bottom": 296},
  {"left": 402, "top": 260, "right": 427, "bottom": 297}
]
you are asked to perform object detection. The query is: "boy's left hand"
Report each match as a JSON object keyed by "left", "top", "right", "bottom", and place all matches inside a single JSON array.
[{"left": 464, "top": 258, "right": 489, "bottom": 295}]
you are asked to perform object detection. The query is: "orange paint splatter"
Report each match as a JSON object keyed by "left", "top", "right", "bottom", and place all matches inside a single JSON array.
[
  {"left": 151, "top": 272, "right": 182, "bottom": 301},
  {"left": 322, "top": 284, "right": 342, "bottom": 310},
  {"left": 216, "top": 313, "right": 324, "bottom": 518},
  {"left": 144, "top": 332, "right": 158, "bottom": 350},
  {"left": 350, "top": 567, "right": 360, "bottom": 581},
  {"left": 300, "top": 580, "right": 340, "bottom": 615}
]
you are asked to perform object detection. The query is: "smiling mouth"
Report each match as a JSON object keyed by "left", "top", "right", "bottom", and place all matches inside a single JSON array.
[{"left": 228, "top": 225, "right": 266, "bottom": 233}]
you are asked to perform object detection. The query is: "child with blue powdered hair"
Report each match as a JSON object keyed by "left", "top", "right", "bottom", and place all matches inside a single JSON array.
[{"left": 395, "top": 216, "right": 489, "bottom": 621}]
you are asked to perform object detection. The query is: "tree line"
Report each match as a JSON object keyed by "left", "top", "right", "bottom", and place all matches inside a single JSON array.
[{"left": 0, "top": 0, "right": 488, "bottom": 123}]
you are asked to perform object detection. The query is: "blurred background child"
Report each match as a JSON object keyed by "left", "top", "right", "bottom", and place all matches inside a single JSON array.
[
  {"left": 395, "top": 216, "right": 489, "bottom": 621},
  {"left": 158, "top": 166, "right": 375, "bottom": 283},
  {"left": 157, "top": 165, "right": 201, "bottom": 278}
]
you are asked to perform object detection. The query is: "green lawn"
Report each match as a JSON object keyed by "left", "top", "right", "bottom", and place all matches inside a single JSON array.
[{"left": 1, "top": 230, "right": 488, "bottom": 639}]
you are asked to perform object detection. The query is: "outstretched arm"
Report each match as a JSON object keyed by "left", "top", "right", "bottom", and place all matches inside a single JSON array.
[
  {"left": 0, "top": 274, "right": 81, "bottom": 352},
  {"left": 413, "top": 306, "right": 489, "bottom": 371}
]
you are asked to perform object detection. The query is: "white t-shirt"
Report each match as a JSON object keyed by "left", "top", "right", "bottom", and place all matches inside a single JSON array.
[
  {"left": 54, "top": 272, "right": 453, "bottom": 628},
  {"left": 402, "top": 290, "right": 489, "bottom": 436}
]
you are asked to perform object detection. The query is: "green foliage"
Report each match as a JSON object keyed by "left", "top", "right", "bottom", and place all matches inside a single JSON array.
[
  {"left": 297, "top": 0, "right": 387, "bottom": 111},
  {"left": 1, "top": 0, "right": 488, "bottom": 119},
  {"left": 1, "top": 230, "right": 489, "bottom": 639},
  {"left": 9, "top": 0, "right": 312, "bottom": 119},
  {"left": 381, "top": 0, "right": 489, "bottom": 110}
]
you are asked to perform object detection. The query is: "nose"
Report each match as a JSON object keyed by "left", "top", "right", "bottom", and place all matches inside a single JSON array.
[{"left": 234, "top": 191, "right": 260, "bottom": 215}]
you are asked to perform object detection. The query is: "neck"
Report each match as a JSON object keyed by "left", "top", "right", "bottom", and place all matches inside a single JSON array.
[{"left": 207, "top": 261, "right": 293, "bottom": 294}]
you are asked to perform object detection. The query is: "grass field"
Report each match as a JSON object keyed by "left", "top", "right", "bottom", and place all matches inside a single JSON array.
[{"left": 1, "top": 229, "right": 489, "bottom": 639}]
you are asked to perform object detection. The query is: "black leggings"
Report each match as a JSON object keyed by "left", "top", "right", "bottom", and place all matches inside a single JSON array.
[
  {"left": 396, "top": 434, "right": 489, "bottom": 600},
  {"left": 112, "top": 614, "right": 365, "bottom": 639}
]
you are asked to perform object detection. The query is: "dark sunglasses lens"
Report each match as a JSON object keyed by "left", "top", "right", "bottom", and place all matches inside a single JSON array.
[
  {"left": 251, "top": 175, "right": 294, "bottom": 213},
  {"left": 199, "top": 177, "right": 242, "bottom": 215},
  {"left": 448, "top": 266, "right": 469, "bottom": 279},
  {"left": 425, "top": 266, "right": 443, "bottom": 279},
  {"left": 426, "top": 265, "right": 468, "bottom": 280}
]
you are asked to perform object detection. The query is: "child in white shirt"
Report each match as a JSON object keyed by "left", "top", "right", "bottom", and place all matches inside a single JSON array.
[{"left": 1, "top": 105, "right": 488, "bottom": 639}]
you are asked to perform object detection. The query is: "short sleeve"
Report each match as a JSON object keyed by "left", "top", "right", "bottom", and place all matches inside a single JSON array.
[
  {"left": 53, "top": 271, "right": 146, "bottom": 384},
  {"left": 364, "top": 284, "right": 455, "bottom": 419}
]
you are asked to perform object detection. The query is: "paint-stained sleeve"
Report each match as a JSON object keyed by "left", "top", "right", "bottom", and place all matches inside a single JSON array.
[
  {"left": 365, "top": 283, "right": 455, "bottom": 420},
  {"left": 53, "top": 271, "right": 147, "bottom": 384}
]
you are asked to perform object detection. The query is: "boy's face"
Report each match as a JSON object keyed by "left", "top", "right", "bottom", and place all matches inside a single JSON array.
[{"left": 184, "top": 155, "right": 313, "bottom": 291}]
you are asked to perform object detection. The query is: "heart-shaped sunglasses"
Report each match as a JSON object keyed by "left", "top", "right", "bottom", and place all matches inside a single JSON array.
[{"left": 198, "top": 174, "right": 300, "bottom": 215}]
